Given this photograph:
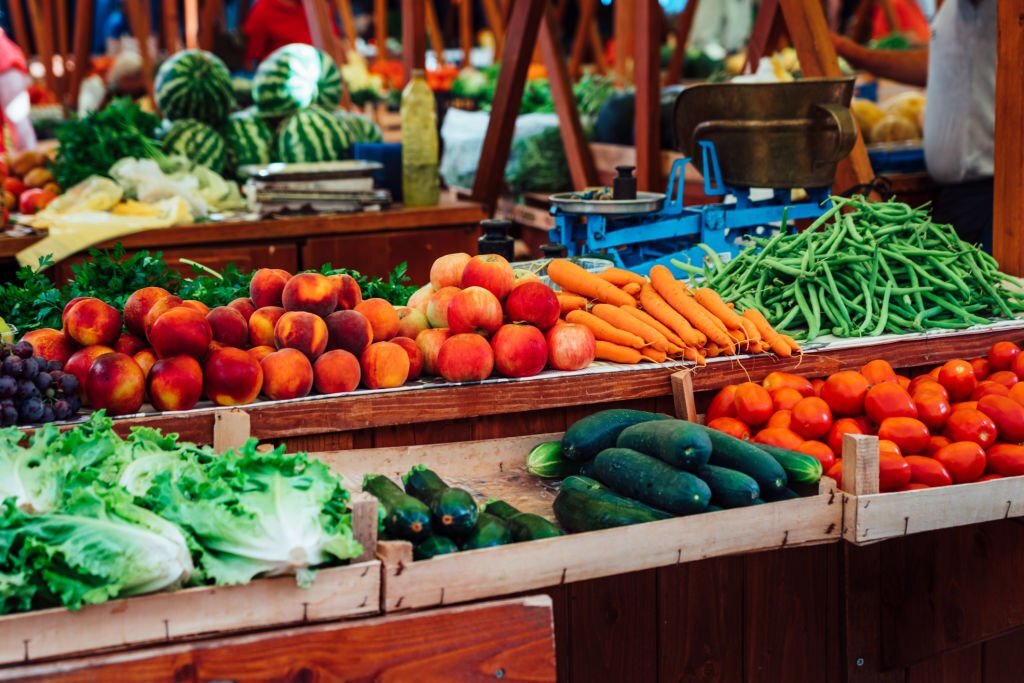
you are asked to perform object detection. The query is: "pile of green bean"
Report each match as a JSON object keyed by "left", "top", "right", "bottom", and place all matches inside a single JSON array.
[{"left": 679, "top": 196, "right": 1024, "bottom": 342}]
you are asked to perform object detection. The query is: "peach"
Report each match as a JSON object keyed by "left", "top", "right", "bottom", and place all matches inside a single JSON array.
[
  {"left": 247, "top": 345, "right": 276, "bottom": 364},
  {"left": 390, "top": 336, "right": 424, "bottom": 380},
  {"left": 437, "top": 333, "right": 494, "bottom": 382},
  {"left": 491, "top": 324, "right": 548, "bottom": 378},
  {"left": 86, "top": 352, "right": 145, "bottom": 416},
  {"left": 207, "top": 306, "right": 249, "bottom": 348},
  {"left": 355, "top": 298, "right": 400, "bottom": 341},
  {"left": 425, "top": 286, "right": 460, "bottom": 328},
  {"left": 228, "top": 297, "right": 257, "bottom": 321},
  {"left": 447, "top": 286, "right": 503, "bottom": 336},
  {"left": 415, "top": 328, "right": 451, "bottom": 376},
  {"left": 148, "top": 355, "right": 203, "bottom": 412},
  {"left": 512, "top": 268, "right": 542, "bottom": 287},
  {"left": 274, "top": 311, "right": 328, "bottom": 359},
  {"left": 65, "top": 345, "right": 115, "bottom": 401},
  {"left": 133, "top": 348, "right": 158, "bottom": 379},
  {"left": 313, "top": 349, "right": 361, "bottom": 394},
  {"left": 180, "top": 299, "right": 210, "bottom": 316},
  {"left": 461, "top": 254, "right": 515, "bottom": 301},
  {"left": 114, "top": 333, "right": 148, "bottom": 357},
  {"left": 20, "top": 328, "right": 77, "bottom": 364},
  {"left": 546, "top": 322, "right": 596, "bottom": 371},
  {"left": 395, "top": 306, "right": 429, "bottom": 339},
  {"left": 430, "top": 252, "right": 471, "bottom": 290},
  {"left": 149, "top": 307, "right": 213, "bottom": 360},
  {"left": 282, "top": 272, "right": 338, "bottom": 318},
  {"left": 407, "top": 283, "right": 433, "bottom": 314},
  {"left": 360, "top": 341, "right": 410, "bottom": 389},
  {"left": 143, "top": 296, "right": 184, "bottom": 339},
  {"left": 249, "top": 306, "right": 286, "bottom": 347},
  {"left": 331, "top": 274, "right": 363, "bottom": 310},
  {"left": 504, "top": 281, "right": 560, "bottom": 330},
  {"left": 325, "top": 310, "right": 373, "bottom": 357},
  {"left": 124, "top": 287, "right": 170, "bottom": 337},
  {"left": 61, "top": 296, "right": 94, "bottom": 329},
  {"left": 249, "top": 268, "right": 291, "bottom": 308},
  {"left": 260, "top": 348, "right": 314, "bottom": 400},
  {"left": 64, "top": 298, "right": 121, "bottom": 347},
  {"left": 204, "top": 347, "right": 263, "bottom": 406}
]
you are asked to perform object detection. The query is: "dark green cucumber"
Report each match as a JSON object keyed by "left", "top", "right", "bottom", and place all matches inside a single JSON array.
[
  {"left": 753, "top": 498, "right": 766, "bottom": 505},
  {"left": 754, "top": 444, "right": 824, "bottom": 485},
  {"left": 402, "top": 465, "right": 478, "bottom": 537},
  {"left": 562, "top": 409, "right": 671, "bottom": 462},
  {"left": 578, "top": 460, "right": 598, "bottom": 479},
  {"left": 414, "top": 535, "right": 459, "bottom": 560},
  {"left": 762, "top": 487, "right": 801, "bottom": 502},
  {"left": 560, "top": 475, "right": 673, "bottom": 520},
  {"left": 526, "top": 441, "right": 580, "bottom": 478},
  {"left": 460, "top": 512, "right": 511, "bottom": 550},
  {"left": 691, "top": 423, "right": 788, "bottom": 495},
  {"left": 591, "top": 447, "right": 711, "bottom": 515},
  {"left": 483, "top": 499, "right": 563, "bottom": 542},
  {"left": 554, "top": 487, "right": 668, "bottom": 532},
  {"left": 707, "top": 504, "right": 723, "bottom": 512},
  {"left": 695, "top": 464, "right": 760, "bottom": 508},
  {"left": 362, "top": 474, "right": 432, "bottom": 542},
  {"left": 617, "top": 419, "right": 713, "bottom": 471}
]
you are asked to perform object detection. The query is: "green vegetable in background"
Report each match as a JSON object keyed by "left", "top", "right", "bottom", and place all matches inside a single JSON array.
[{"left": 506, "top": 125, "right": 571, "bottom": 194}]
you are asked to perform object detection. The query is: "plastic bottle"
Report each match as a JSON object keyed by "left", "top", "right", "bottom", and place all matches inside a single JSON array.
[{"left": 401, "top": 69, "right": 440, "bottom": 207}]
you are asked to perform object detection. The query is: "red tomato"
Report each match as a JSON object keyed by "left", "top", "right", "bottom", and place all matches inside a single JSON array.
[
  {"left": 909, "top": 375, "right": 945, "bottom": 396},
  {"left": 978, "top": 473, "right": 1004, "bottom": 482},
  {"left": 986, "top": 443, "right": 1024, "bottom": 476},
  {"left": 977, "top": 395, "right": 1024, "bottom": 442},
  {"left": 971, "top": 381, "right": 1009, "bottom": 400},
  {"left": 899, "top": 482, "right": 931, "bottom": 491},
  {"left": 877, "top": 417, "right": 931, "bottom": 454},
  {"left": 933, "top": 441, "right": 987, "bottom": 483},
  {"left": 707, "top": 417, "right": 752, "bottom": 440},
  {"left": 944, "top": 409, "right": 998, "bottom": 448},
  {"left": 772, "top": 387, "right": 804, "bottom": 412},
  {"left": 1013, "top": 352, "right": 1024, "bottom": 381},
  {"left": 790, "top": 397, "right": 833, "bottom": 440},
  {"left": 970, "top": 358, "right": 991, "bottom": 381},
  {"left": 925, "top": 435, "right": 952, "bottom": 456},
  {"left": 929, "top": 367, "right": 941, "bottom": 380},
  {"left": 753, "top": 427, "right": 804, "bottom": 450},
  {"left": 762, "top": 371, "right": 814, "bottom": 396},
  {"left": 987, "top": 370, "right": 1019, "bottom": 388},
  {"left": 734, "top": 383, "right": 773, "bottom": 427},
  {"left": 796, "top": 440, "right": 836, "bottom": 470},
  {"left": 879, "top": 439, "right": 903, "bottom": 459},
  {"left": 937, "top": 359, "right": 977, "bottom": 401},
  {"left": 896, "top": 375, "right": 911, "bottom": 391},
  {"left": 952, "top": 401, "right": 979, "bottom": 412},
  {"left": 904, "top": 455, "right": 953, "bottom": 487},
  {"left": 826, "top": 460, "right": 843, "bottom": 487},
  {"left": 1009, "top": 383, "right": 1024, "bottom": 408},
  {"left": 820, "top": 371, "right": 870, "bottom": 416},
  {"left": 913, "top": 388, "right": 951, "bottom": 431},
  {"left": 864, "top": 383, "right": 918, "bottom": 423},
  {"left": 811, "top": 379, "right": 826, "bottom": 397},
  {"left": 827, "top": 417, "right": 865, "bottom": 455},
  {"left": 879, "top": 454, "right": 912, "bottom": 492},
  {"left": 861, "top": 359, "right": 898, "bottom": 385},
  {"left": 767, "top": 410, "right": 794, "bottom": 429},
  {"left": 707, "top": 385, "right": 738, "bottom": 421},
  {"left": 988, "top": 341, "right": 1021, "bottom": 371}
]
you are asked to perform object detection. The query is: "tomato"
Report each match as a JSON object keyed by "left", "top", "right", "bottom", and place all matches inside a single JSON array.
[
  {"left": 861, "top": 359, "right": 898, "bottom": 385},
  {"left": 1013, "top": 352, "right": 1024, "bottom": 381},
  {"left": 937, "top": 359, "right": 977, "bottom": 401},
  {"left": 826, "top": 460, "right": 843, "bottom": 487},
  {"left": 864, "top": 383, "right": 917, "bottom": 423},
  {"left": 899, "top": 483, "right": 931, "bottom": 491},
  {"left": 970, "top": 358, "right": 991, "bottom": 381},
  {"left": 707, "top": 385, "right": 738, "bottom": 421},
  {"left": 820, "top": 371, "right": 870, "bottom": 416},
  {"left": 772, "top": 387, "right": 804, "bottom": 412},
  {"left": 827, "top": 418, "right": 865, "bottom": 455},
  {"left": 904, "top": 455, "right": 954, "bottom": 487},
  {"left": 977, "top": 395, "right": 1024, "bottom": 442},
  {"left": 978, "top": 473, "right": 1004, "bottom": 482},
  {"left": 879, "top": 454, "right": 912, "bottom": 492},
  {"left": 988, "top": 341, "right": 1021, "bottom": 371},
  {"left": 986, "top": 443, "right": 1024, "bottom": 476},
  {"left": 909, "top": 375, "right": 945, "bottom": 396},
  {"left": 952, "top": 401, "right": 978, "bottom": 412},
  {"left": 896, "top": 375, "right": 911, "bottom": 391},
  {"left": 1009, "top": 382, "right": 1024, "bottom": 408},
  {"left": 925, "top": 435, "right": 952, "bottom": 456},
  {"left": 933, "top": 441, "right": 987, "bottom": 483},
  {"left": 944, "top": 408, "right": 998, "bottom": 448},
  {"left": 707, "top": 417, "right": 751, "bottom": 440},
  {"left": 767, "top": 410, "right": 794, "bottom": 429},
  {"left": 790, "top": 396, "right": 833, "bottom": 440},
  {"left": 971, "top": 381, "right": 1009, "bottom": 400},
  {"left": 987, "top": 370, "right": 1019, "bottom": 388},
  {"left": 879, "top": 439, "right": 903, "bottom": 458},
  {"left": 877, "top": 417, "right": 930, "bottom": 454},
  {"left": 733, "top": 383, "right": 773, "bottom": 427},
  {"left": 796, "top": 440, "right": 836, "bottom": 470},
  {"left": 753, "top": 427, "right": 804, "bottom": 450},
  {"left": 928, "top": 366, "right": 941, "bottom": 380},
  {"left": 913, "top": 389, "right": 951, "bottom": 431},
  {"left": 762, "top": 371, "right": 814, "bottom": 396},
  {"left": 811, "top": 379, "right": 826, "bottom": 397}
]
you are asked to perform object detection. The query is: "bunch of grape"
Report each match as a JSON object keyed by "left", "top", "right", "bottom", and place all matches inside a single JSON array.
[{"left": 0, "top": 341, "right": 80, "bottom": 426}]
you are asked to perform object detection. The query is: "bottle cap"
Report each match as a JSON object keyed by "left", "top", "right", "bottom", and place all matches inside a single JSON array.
[{"left": 411, "top": 68, "right": 426, "bottom": 78}]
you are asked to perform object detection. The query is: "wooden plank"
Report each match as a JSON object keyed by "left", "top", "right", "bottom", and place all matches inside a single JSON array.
[
  {"left": 183, "top": 0, "right": 199, "bottom": 49},
  {"left": 481, "top": 0, "right": 505, "bottom": 55},
  {"left": 981, "top": 627, "right": 1024, "bottom": 683},
  {"left": 123, "top": 0, "right": 156, "bottom": 101},
  {"left": 567, "top": 0, "right": 595, "bottom": 78},
  {"left": 993, "top": 0, "right": 1024, "bottom": 276},
  {"left": 843, "top": 543, "right": 883, "bottom": 682},
  {"left": 161, "top": 0, "right": 181, "bottom": 53},
  {"left": 635, "top": 0, "right": 661, "bottom": 190},
  {"left": 588, "top": 15, "right": 609, "bottom": 75},
  {"left": 843, "top": 433, "right": 880, "bottom": 496},
  {"left": 55, "top": 0, "right": 69, "bottom": 97},
  {"left": 25, "top": 0, "right": 57, "bottom": 95},
  {"left": 212, "top": 408, "right": 250, "bottom": 451},
  {"left": 905, "top": 644, "right": 982, "bottom": 683},
  {"left": 335, "top": 0, "right": 359, "bottom": 49},
  {"left": 666, "top": 0, "right": 700, "bottom": 83},
  {"left": 424, "top": 0, "right": 446, "bottom": 66},
  {"left": 613, "top": 0, "right": 634, "bottom": 84},
  {"left": 459, "top": 0, "right": 472, "bottom": 64},
  {"left": 70, "top": 0, "right": 95, "bottom": 102},
  {"left": 745, "top": 0, "right": 781, "bottom": 73},
  {"left": 198, "top": 0, "right": 222, "bottom": 51},
  {"left": 350, "top": 492, "right": 379, "bottom": 564},
  {"left": 374, "top": 0, "right": 388, "bottom": 62},
  {"left": 401, "top": 0, "right": 426, "bottom": 79},
  {"left": 670, "top": 369, "right": 697, "bottom": 421},
  {"left": 7, "top": 0, "right": 30, "bottom": 64}
]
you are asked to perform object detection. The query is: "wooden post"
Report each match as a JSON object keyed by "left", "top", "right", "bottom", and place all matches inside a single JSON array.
[
  {"left": 26, "top": 0, "right": 57, "bottom": 95},
  {"left": 745, "top": 0, "right": 782, "bottom": 73},
  {"left": 213, "top": 409, "right": 252, "bottom": 452},
  {"left": 55, "top": 0, "right": 70, "bottom": 97},
  {"left": 424, "top": 1, "right": 446, "bottom": 66},
  {"left": 481, "top": 0, "right": 505, "bottom": 56},
  {"left": 349, "top": 492, "right": 380, "bottom": 564},
  {"left": 184, "top": 0, "right": 199, "bottom": 49},
  {"left": 568, "top": 0, "right": 597, "bottom": 79},
  {"left": 841, "top": 433, "right": 879, "bottom": 495},
  {"left": 635, "top": 0, "right": 661, "bottom": 191},
  {"left": 7, "top": 0, "right": 29, "bottom": 62},
  {"left": 375, "top": 0, "right": 388, "bottom": 62},
  {"left": 459, "top": 0, "right": 473, "bottom": 66},
  {"left": 199, "top": 0, "right": 222, "bottom": 51},
  {"left": 588, "top": 17, "right": 608, "bottom": 75},
  {"left": 613, "top": 0, "right": 635, "bottom": 84},
  {"left": 670, "top": 370, "right": 697, "bottom": 422},
  {"left": 666, "top": 0, "right": 700, "bottom": 84},
  {"left": 993, "top": 0, "right": 1024, "bottom": 275},
  {"left": 305, "top": 0, "right": 352, "bottom": 107},
  {"left": 336, "top": 0, "right": 359, "bottom": 50},
  {"left": 402, "top": 0, "right": 427, "bottom": 80},
  {"left": 161, "top": 0, "right": 182, "bottom": 53},
  {"left": 70, "top": 0, "right": 95, "bottom": 103}
]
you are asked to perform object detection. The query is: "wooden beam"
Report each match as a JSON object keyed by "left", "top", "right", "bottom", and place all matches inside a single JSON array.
[
  {"left": 7, "top": 1, "right": 30, "bottom": 63},
  {"left": 613, "top": 0, "right": 635, "bottom": 84},
  {"left": 745, "top": 0, "right": 782, "bottom": 73},
  {"left": 304, "top": 0, "right": 352, "bottom": 107},
  {"left": 199, "top": 0, "right": 222, "bottom": 51},
  {"left": 635, "top": 0, "right": 661, "bottom": 190},
  {"left": 588, "top": 17, "right": 608, "bottom": 75},
  {"left": 375, "top": 0, "right": 388, "bottom": 62},
  {"left": 123, "top": 0, "right": 156, "bottom": 100},
  {"left": 25, "top": 0, "right": 57, "bottom": 94},
  {"left": 336, "top": 0, "right": 358, "bottom": 48},
  {"left": 459, "top": 0, "right": 473, "bottom": 66},
  {"left": 666, "top": 0, "right": 700, "bottom": 84},
  {"left": 161, "top": 0, "right": 182, "bottom": 53},
  {"left": 55, "top": 0, "right": 69, "bottom": 97},
  {"left": 70, "top": 0, "right": 94, "bottom": 102},
  {"left": 481, "top": 0, "right": 505, "bottom": 56},
  {"left": 424, "top": 1, "right": 446, "bottom": 66},
  {"left": 183, "top": 0, "right": 199, "bottom": 49},
  {"left": 402, "top": 0, "right": 426, "bottom": 79},
  {"left": 568, "top": 0, "right": 597, "bottom": 79},
  {"left": 993, "top": 0, "right": 1024, "bottom": 275}
]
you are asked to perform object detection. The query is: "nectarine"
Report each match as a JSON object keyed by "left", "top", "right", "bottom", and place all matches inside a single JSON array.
[
  {"left": 260, "top": 348, "right": 314, "bottom": 400},
  {"left": 314, "top": 349, "right": 361, "bottom": 394},
  {"left": 86, "top": 352, "right": 145, "bottom": 416},
  {"left": 148, "top": 355, "right": 203, "bottom": 411},
  {"left": 360, "top": 341, "right": 410, "bottom": 389},
  {"left": 204, "top": 347, "right": 263, "bottom": 406}
]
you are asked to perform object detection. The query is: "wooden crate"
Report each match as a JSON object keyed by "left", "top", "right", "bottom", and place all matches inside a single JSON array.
[{"left": 313, "top": 432, "right": 842, "bottom": 613}]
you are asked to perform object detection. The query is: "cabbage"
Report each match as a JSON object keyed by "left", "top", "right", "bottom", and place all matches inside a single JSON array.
[{"left": 0, "top": 425, "right": 70, "bottom": 514}]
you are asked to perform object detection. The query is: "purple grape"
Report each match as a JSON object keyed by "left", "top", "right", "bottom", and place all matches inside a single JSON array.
[
  {"left": 18, "top": 398, "right": 44, "bottom": 423},
  {"left": 58, "top": 373, "right": 79, "bottom": 395},
  {"left": 3, "top": 355, "right": 23, "bottom": 377},
  {"left": 41, "top": 405, "right": 55, "bottom": 423},
  {"left": 21, "top": 357, "right": 39, "bottom": 380},
  {"left": 52, "top": 399, "right": 72, "bottom": 421},
  {"left": 0, "top": 405, "right": 17, "bottom": 426},
  {"left": 16, "top": 380, "right": 38, "bottom": 400},
  {"left": 66, "top": 395, "right": 81, "bottom": 413},
  {"left": 34, "top": 373, "right": 52, "bottom": 391},
  {"left": 13, "top": 342, "right": 33, "bottom": 359},
  {"left": 47, "top": 360, "right": 62, "bottom": 372},
  {"left": 0, "top": 375, "right": 15, "bottom": 399}
]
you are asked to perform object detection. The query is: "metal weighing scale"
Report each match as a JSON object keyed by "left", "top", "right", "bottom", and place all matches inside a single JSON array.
[{"left": 548, "top": 77, "right": 858, "bottom": 276}]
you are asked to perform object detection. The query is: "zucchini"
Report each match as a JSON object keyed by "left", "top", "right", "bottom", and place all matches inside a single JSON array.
[
  {"left": 762, "top": 487, "right": 801, "bottom": 502},
  {"left": 617, "top": 419, "right": 713, "bottom": 471},
  {"left": 362, "top": 474, "right": 432, "bottom": 542},
  {"left": 695, "top": 464, "right": 760, "bottom": 508},
  {"left": 554, "top": 488, "right": 668, "bottom": 532},
  {"left": 591, "top": 447, "right": 711, "bottom": 515},
  {"left": 402, "top": 465, "right": 478, "bottom": 537},
  {"left": 560, "top": 475, "right": 673, "bottom": 520},
  {"left": 526, "top": 441, "right": 581, "bottom": 478},
  {"left": 414, "top": 535, "right": 459, "bottom": 560},
  {"left": 692, "top": 424, "right": 788, "bottom": 495},
  {"left": 483, "top": 499, "right": 564, "bottom": 542},
  {"left": 755, "top": 444, "right": 824, "bottom": 485},
  {"left": 461, "top": 512, "right": 512, "bottom": 550},
  {"left": 562, "top": 409, "right": 670, "bottom": 462}
]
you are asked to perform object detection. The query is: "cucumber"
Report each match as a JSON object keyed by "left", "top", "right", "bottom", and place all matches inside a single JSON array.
[
  {"left": 562, "top": 409, "right": 671, "bottom": 462},
  {"left": 591, "top": 447, "right": 711, "bottom": 515},
  {"left": 402, "top": 465, "right": 478, "bottom": 537},
  {"left": 483, "top": 499, "right": 564, "bottom": 542},
  {"left": 554, "top": 488, "right": 668, "bottom": 532},
  {"left": 578, "top": 460, "right": 598, "bottom": 479},
  {"left": 707, "top": 504, "right": 723, "bottom": 512},
  {"left": 460, "top": 512, "right": 512, "bottom": 550},
  {"left": 560, "top": 475, "right": 672, "bottom": 520},
  {"left": 692, "top": 423, "right": 788, "bottom": 495},
  {"left": 617, "top": 419, "right": 713, "bottom": 471},
  {"left": 762, "top": 487, "right": 801, "bottom": 502},
  {"left": 754, "top": 444, "right": 824, "bottom": 485},
  {"left": 362, "top": 474, "right": 432, "bottom": 542},
  {"left": 414, "top": 535, "right": 459, "bottom": 560},
  {"left": 526, "top": 441, "right": 581, "bottom": 478},
  {"left": 695, "top": 464, "right": 760, "bottom": 508}
]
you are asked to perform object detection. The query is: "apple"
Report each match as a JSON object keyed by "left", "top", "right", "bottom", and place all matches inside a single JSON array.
[
  {"left": 546, "top": 322, "right": 596, "bottom": 371},
  {"left": 395, "top": 306, "right": 429, "bottom": 339},
  {"left": 461, "top": 254, "right": 515, "bottom": 301},
  {"left": 436, "top": 333, "right": 494, "bottom": 382},
  {"left": 491, "top": 324, "right": 548, "bottom": 378},
  {"left": 503, "top": 281, "right": 560, "bottom": 330},
  {"left": 415, "top": 328, "right": 451, "bottom": 376},
  {"left": 407, "top": 283, "right": 434, "bottom": 314},
  {"left": 446, "top": 286, "right": 503, "bottom": 336},
  {"left": 425, "top": 286, "right": 461, "bottom": 329},
  {"left": 430, "top": 252, "right": 472, "bottom": 290}
]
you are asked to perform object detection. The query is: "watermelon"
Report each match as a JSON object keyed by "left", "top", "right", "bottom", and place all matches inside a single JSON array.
[
  {"left": 274, "top": 106, "right": 350, "bottom": 163},
  {"left": 334, "top": 110, "right": 383, "bottom": 144},
  {"left": 253, "top": 44, "right": 343, "bottom": 116},
  {"left": 155, "top": 49, "right": 236, "bottom": 125},
  {"left": 162, "top": 119, "right": 227, "bottom": 173},
  {"left": 223, "top": 109, "right": 273, "bottom": 170}
]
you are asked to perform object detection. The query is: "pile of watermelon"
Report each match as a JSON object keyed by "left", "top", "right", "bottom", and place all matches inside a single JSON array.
[{"left": 154, "top": 45, "right": 383, "bottom": 174}]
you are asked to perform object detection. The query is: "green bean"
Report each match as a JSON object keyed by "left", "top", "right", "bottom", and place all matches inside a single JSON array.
[
  {"left": 871, "top": 281, "right": 893, "bottom": 337},
  {"left": 808, "top": 283, "right": 822, "bottom": 340},
  {"left": 793, "top": 283, "right": 816, "bottom": 340}
]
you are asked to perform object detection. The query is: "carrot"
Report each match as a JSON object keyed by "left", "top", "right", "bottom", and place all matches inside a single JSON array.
[
  {"left": 737, "top": 317, "right": 763, "bottom": 345},
  {"left": 598, "top": 267, "right": 647, "bottom": 288},
  {"left": 622, "top": 282, "right": 642, "bottom": 296},
  {"left": 640, "top": 347, "right": 668, "bottom": 363},
  {"left": 705, "top": 342, "right": 722, "bottom": 358},
  {"left": 694, "top": 288, "right": 746, "bottom": 330},
  {"left": 557, "top": 293, "right": 587, "bottom": 314},
  {"left": 591, "top": 304, "right": 670, "bottom": 352},
  {"left": 595, "top": 341, "right": 644, "bottom": 364},
  {"left": 781, "top": 334, "right": 801, "bottom": 352},
  {"left": 649, "top": 266, "right": 735, "bottom": 353},
  {"left": 683, "top": 347, "right": 706, "bottom": 366},
  {"left": 639, "top": 284, "right": 706, "bottom": 347},
  {"left": 566, "top": 310, "right": 646, "bottom": 349},
  {"left": 621, "top": 306, "right": 689, "bottom": 349},
  {"left": 728, "top": 328, "right": 746, "bottom": 347},
  {"left": 742, "top": 309, "right": 792, "bottom": 358},
  {"left": 548, "top": 259, "right": 637, "bottom": 308}
]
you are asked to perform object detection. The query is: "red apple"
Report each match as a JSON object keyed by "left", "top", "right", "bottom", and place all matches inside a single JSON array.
[
  {"left": 546, "top": 322, "right": 596, "bottom": 371},
  {"left": 407, "top": 284, "right": 434, "bottom": 314},
  {"left": 503, "top": 281, "right": 560, "bottom": 330},
  {"left": 436, "top": 333, "right": 494, "bottom": 382},
  {"left": 461, "top": 254, "right": 515, "bottom": 301},
  {"left": 395, "top": 306, "right": 429, "bottom": 339},
  {"left": 430, "top": 252, "right": 472, "bottom": 290},
  {"left": 425, "top": 286, "right": 460, "bottom": 328},
  {"left": 447, "top": 286, "right": 503, "bottom": 336},
  {"left": 415, "top": 328, "right": 451, "bottom": 376},
  {"left": 491, "top": 324, "right": 548, "bottom": 378}
]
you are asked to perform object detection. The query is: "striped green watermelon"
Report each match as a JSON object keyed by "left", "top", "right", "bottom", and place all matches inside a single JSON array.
[
  {"left": 333, "top": 110, "right": 384, "bottom": 144},
  {"left": 155, "top": 49, "right": 236, "bottom": 125},
  {"left": 223, "top": 109, "right": 273, "bottom": 170},
  {"left": 274, "top": 106, "right": 350, "bottom": 163},
  {"left": 162, "top": 119, "right": 227, "bottom": 173},
  {"left": 253, "top": 44, "right": 343, "bottom": 116}
]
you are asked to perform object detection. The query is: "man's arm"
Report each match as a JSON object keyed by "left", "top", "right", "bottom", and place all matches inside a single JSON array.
[{"left": 832, "top": 35, "right": 929, "bottom": 87}]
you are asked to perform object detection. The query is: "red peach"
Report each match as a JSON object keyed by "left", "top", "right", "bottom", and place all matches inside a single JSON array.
[
  {"left": 415, "top": 328, "right": 452, "bottom": 376},
  {"left": 61, "top": 296, "right": 94, "bottom": 329},
  {"left": 133, "top": 348, "right": 158, "bottom": 379},
  {"left": 325, "top": 310, "right": 373, "bottom": 356},
  {"left": 260, "top": 348, "right": 314, "bottom": 400},
  {"left": 148, "top": 355, "right": 203, "bottom": 412},
  {"left": 64, "top": 298, "right": 122, "bottom": 347},
  {"left": 228, "top": 297, "right": 257, "bottom": 321},
  {"left": 447, "top": 286, "right": 503, "bottom": 336},
  {"left": 124, "top": 287, "right": 171, "bottom": 337},
  {"left": 149, "top": 307, "right": 213, "bottom": 360},
  {"left": 249, "top": 306, "right": 286, "bottom": 347},
  {"left": 504, "top": 281, "right": 560, "bottom": 330},
  {"left": 180, "top": 299, "right": 210, "bottom": 316},
  {"left": 65, "top": 345, "right": 115, "bottom": 401},
  {"left": 143, "top": 296, "right": 184, "bottom": 340},
  {"left": 430, "top": 252, "right": 471, "bottom": 290},
  {"left": 360, "top": 341, "right": 410, "bottom": 389},
  {"left": 491, "top": 324, "right": 548, "bottom": 378},
  {"left": 274, "top": 311, "right": 328, "bottom": 359},
  {"left": 313, "top": 349, "right": 361, "bottom": 394},
  {"left": 114, "top": 333, "right": 148, "bottom": 357},
  {"left": 407, "top": 284, "right": 433, "bottom": 314},
  {"left": 395, "top": 306, "right": 429, "bottom": 339},
  {"left": 247, "top": 345, "right": 276, "bottom": 363},
  {"left": 249, "top": 268, "right": 291, "bottom": 308},
  {"left": 204, "top": 347, "right": 263, "bottom": 406},
  {"left": 355, "top": 298, "right": 400, "bottom": 341},
  {"left": 390, "top": 336, "right": 424, "bottom": 380},
  {"left": 282, "top": 272, "right": 338, "bottom": 318},
  {"left": 425, "top": 286, "right": 461, "bottom": 328},
  {"left": 546, "top": 322, "right": 596, "bottom": 371},
  {"left": 461, "top": 254, "right": 515, "bottom": 301},
  {"left": 207, "top": 306, "right": 249, "bottom": 348},
  {"left": 86, "top": 352, "right": 145, "bottom": 416},
  {"left": 331, "top": 273, "right": 363, "bottom": 310},
  {"left": 20, "top": 328, "right": 77, "bottom": 364},
  {"left": 437, "top": 333, "right": 494, "bottom": 382}
]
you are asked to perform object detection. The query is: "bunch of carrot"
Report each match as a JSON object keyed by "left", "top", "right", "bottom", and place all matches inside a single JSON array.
[{"left": 546, "top": 260, "right": 800, "bottom": 366}]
